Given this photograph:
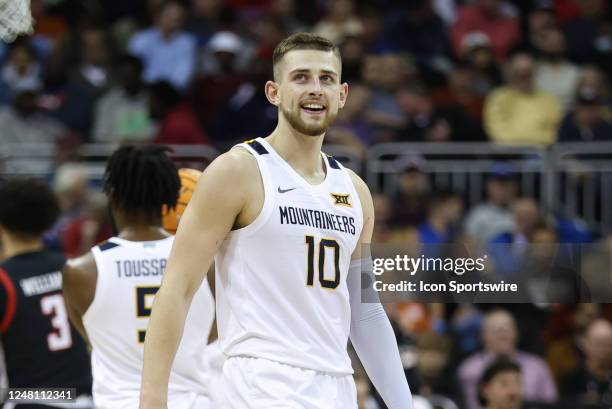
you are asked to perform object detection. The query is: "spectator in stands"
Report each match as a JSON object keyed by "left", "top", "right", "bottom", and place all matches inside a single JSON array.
[
  {"left": 488, "top": 197, "right": 540, "bottom": 278},
  {"left": 593, "top": 19, "right": 612, "bottom": 84},
  {"left": 191, "top": 30, "right": 246, "bottom": 138},
  {"left": 478, "top": 357, "right": 522, "bottom": 409},
  {"left": 561, "top": 318, "right": 612, "bottom": 405},
  {"left": 385, "top": 1, "right": 452, "bottom": 74},
  {"left": 0, "top": 40, "right": 42, "bottom": 106},
  {"left": 433, "top": 63, "right": 486, "bottom": 124},
  {"left": 534, "top": 27, "right": 581, "bottom": 110},
  {"left": 360, "top": 53, "right": 407, "bottom": 142},
  {"left": 418, "top": 189, "right": 462, "bottom": 249},
  {"left": 451, "top": 0, "right": 520, "bottom": 62},
  {"left": 44, "top": 163, "right": 91, "bottom": 251},
  {"left": 450, "top": 304, "right": 484, "bottom": 360},
  {"left": 464, "top": 162, "right": 516, "bottom": 245},
  {"left": 459, "top": 32, "right": 503, "bottom": 97},
  {"left": 545, "top": 304, "right": 601, "bottom": 386},
  {"left": 433, "top": 0, "right": 457, "bottom": 28},
  {"left": 415, "top": 332, "right": 460, "bottom": 402},
  {"left": 44, "top": 26, "right": 113, "bottom": 139},
  {"left": 73, "top": 26, "right": 112, "bottom": 92},
  {"left": 391, "top": 154, "right": 429, "bottom": 227},
  {"left": 269, "top": 0, "right": 307, "bottom": 35},
  {"left": 327, "top": 83, "right": 371, "bottom": 154},
  {"left": 398, "top": 81, "right": 486, "bottom": 143},
  {"left": 577, "top": 65, "right": 610, "bottom": 102},
  {"left": 312, "top": 0, "right": 362, "bottom": 45},
  {"left": 251, "top": 16, "right": 290, "bottom": 63},
  {"left": 563, "top": 0, "right": 608, "bottom": 64},
  {"left": 581, "top": 236, "right": 612, "bottom": 303},
  {"left": 458, "top": 309, "right": 557, "bottom": 409},
  {"left": 128, "top": 0, "right": 196, "bottom": 90},
  {"left": 0, "top": 87, "right": 68, "bottom": 146},
  {"left": 184, "top": 0, "right": 223, "bottom": 47},
  {"left": 149, "top": 81, "right": 209, "bottom": 145},
  {"left": 338, "top": 34, "right": 364, "bottom": 84},
  {"left": 484, "top": 52, "right": 561, "bottom": 146},
  {"left": 396, "top": 85, "right": 439, "bottom": 142},
  {"left": 92, "top": 54, "right": 154, "bottom": 143},
  {"left": 30, "top": 0, "right": 68, "bottom": 44},
  {"left": 356, "top": 6, "right": 389, "bottom": 54},
  {"left": 522, "top": 221, "right": 587, "bottom": 304},
  {"left": 62, "top": 192, "right": 113, "bottom": 258},
  {"left": 524, "top": 2, "right": 557, "bottom": 53},
  {"left": 212, "top": 53, "right": 277, "bottom": 149},
  {"left": 558, "top": 85, "right": 612, "bottom": 141}
]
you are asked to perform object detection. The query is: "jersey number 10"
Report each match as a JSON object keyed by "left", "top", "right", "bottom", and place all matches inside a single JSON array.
[{"left": 305, "top": 236, "right": 340, "bottom": 290}]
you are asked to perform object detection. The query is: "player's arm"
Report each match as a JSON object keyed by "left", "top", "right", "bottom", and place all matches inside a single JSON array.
[
  {"left": 347, "top": 170, "right": 414, "bottom": 409},
  {"left": 62, "top": 253, "right": 97, "bottom": 344},
  {"left": 139, "top": 149, "right": 254, "bottom": 409}
]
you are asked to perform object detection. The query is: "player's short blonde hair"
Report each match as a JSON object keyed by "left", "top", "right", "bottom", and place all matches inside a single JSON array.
[{"left": 272, "top": 33, "right": 342, "bottom": 80}]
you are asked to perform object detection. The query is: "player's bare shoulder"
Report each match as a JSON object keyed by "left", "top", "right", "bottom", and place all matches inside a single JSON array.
[
  {"left": 63, "top": 251, "right": 97, "bottom": 315},
  {"left": 192, "top": 146, "right": 264, "bottom": 229},
  {"left": 202, "top": 147, "right": 258, "bottom": 184},
  {"left": 345, "top": 169, "right": 373, "bottom": 217},
  {"left": 345, "top": 168, "right": 374, "bottom": 247}
]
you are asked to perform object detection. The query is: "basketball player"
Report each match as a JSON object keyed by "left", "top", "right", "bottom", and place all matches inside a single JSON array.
[
  {"left": 140, "top": 33, "right": 413, "bottom": 409},
  {"left": 0, "top": 178, "right": 92, "bottom": 408},
  {"left": 62, "top": 146, "right": 214, "bottom": 409}
]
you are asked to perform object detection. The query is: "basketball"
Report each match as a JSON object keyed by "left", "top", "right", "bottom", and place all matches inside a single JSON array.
[{"left": 162, "top": 168, "right": 202, "bottom": 234}]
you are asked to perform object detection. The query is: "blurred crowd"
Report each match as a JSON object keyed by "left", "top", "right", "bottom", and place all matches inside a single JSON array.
[
  {"left": 0, "top": 0, "right": 611, "bottom": 155},
  {"left": 361, "top": 155, "right": 612, "bottom": 409},
  {"left": 1, "top": 0, "right": 612, "bottom": 408}
]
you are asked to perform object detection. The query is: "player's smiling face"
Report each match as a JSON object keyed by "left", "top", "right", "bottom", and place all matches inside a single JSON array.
[{"left": 268, "top": 49, "right": 348, "bottom": 136}]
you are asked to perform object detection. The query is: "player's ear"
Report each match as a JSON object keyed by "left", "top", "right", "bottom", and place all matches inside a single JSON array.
[
  {"left": 339, "top": 82, "right": 348, "bottom": 109},
  {"left": 265, "top": 81, "right": 281, "bottom": 107}
]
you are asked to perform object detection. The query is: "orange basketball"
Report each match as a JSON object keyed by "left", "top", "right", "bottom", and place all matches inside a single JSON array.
[{"left": 162, "top": 168, "right": 202, "bottom": 234}]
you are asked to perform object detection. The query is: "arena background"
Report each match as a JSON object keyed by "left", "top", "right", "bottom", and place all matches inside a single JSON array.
[{"left": 1, "top": 0, "right": 612, "bottom": 408}]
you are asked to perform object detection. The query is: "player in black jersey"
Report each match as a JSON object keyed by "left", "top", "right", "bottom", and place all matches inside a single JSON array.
[{"left": 0, "top": 178, "right": 92, "bottom": 408}]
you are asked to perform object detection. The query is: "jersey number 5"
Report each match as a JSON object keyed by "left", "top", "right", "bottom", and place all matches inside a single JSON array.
[
  {"left": 305, "top": 236, "right": 340, "bottom": 290},
  {"left": 136, "top": 286, "right": 160, "bottom": 343}
]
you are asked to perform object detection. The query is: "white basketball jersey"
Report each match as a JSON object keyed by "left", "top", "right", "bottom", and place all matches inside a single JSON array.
[
  {"left": 83, "top": 236, "right": 215, "bottom": 409},
  {"left": 215, "top": 138, "right": 364, "bottom": 374}
]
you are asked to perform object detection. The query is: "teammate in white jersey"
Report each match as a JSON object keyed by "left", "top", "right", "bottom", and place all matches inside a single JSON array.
[
  {"left": 63, "top": 146, "right": 215, "bottom": 409},
  {"left": 140, "top": 33, "right": 413, "bottom": 409}
]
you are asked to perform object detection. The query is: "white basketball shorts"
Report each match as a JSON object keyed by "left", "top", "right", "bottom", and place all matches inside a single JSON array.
[{"left": 216, "top": 356, "right": 357, "bottom": 409}]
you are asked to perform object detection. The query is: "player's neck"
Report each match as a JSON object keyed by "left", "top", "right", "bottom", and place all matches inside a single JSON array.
[
  {"left": 118, "top": 226, "right": 171, "bottom": 242},
  {"left": 267, "top": 125, "right": 325, "bottom": 181},
  {"left": 113, "top": 212, "right": 170, "bottom": 242},
  {"left": 1, "top": 231, "right": 43, "bottom": 259}
]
